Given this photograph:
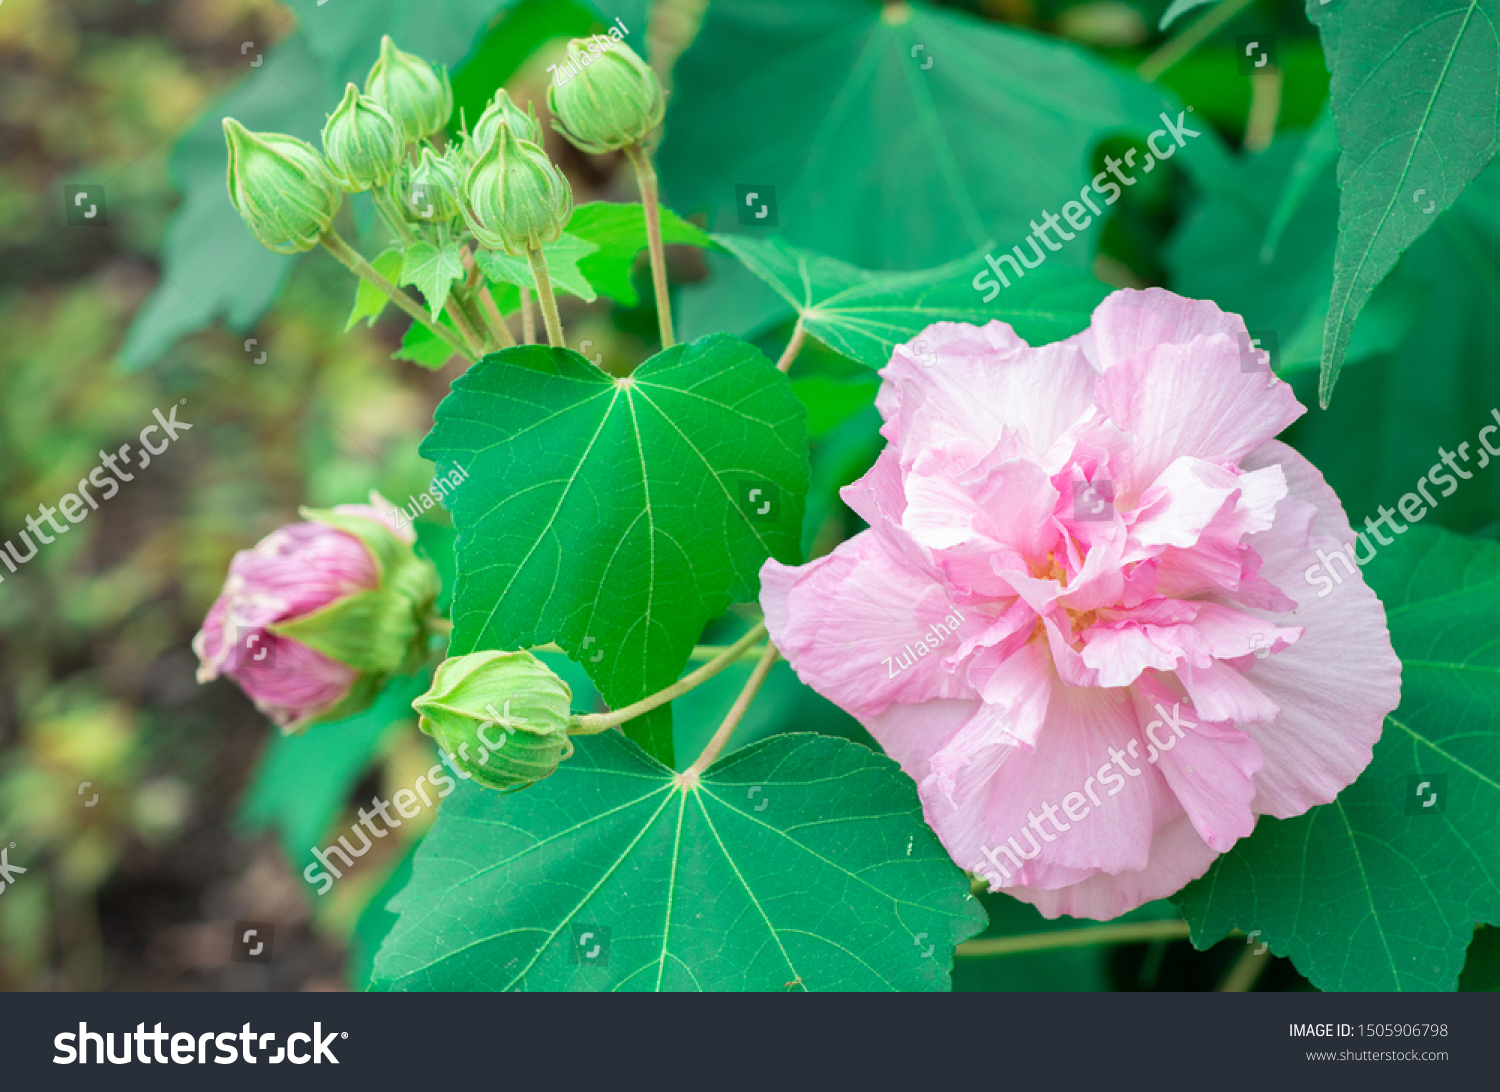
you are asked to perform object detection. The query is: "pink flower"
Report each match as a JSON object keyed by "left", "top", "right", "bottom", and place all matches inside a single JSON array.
[
  {"left": 761, "top": 289, "right": 1401, "bottom": 919},
  {"left": 194, "top": 493, "right": 434, "bottom": 732}
]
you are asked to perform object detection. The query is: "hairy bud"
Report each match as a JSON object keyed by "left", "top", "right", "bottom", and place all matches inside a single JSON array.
[
  {"left": 473, "top": 88, "right": 543, "bottom": 152},
  {"left": 322, "top": 83, "right": 405, "bottom": 193},
  {"left": 365, "top": 35, "right": 453, "bottom": 143},
  {"left": 399, "top": 146, "right": 463, "bottom": 223},
  {"left": 223, "top": 119, "right": 343, "bottom": 255},
  {"left": 462, "top": 124, "right": 573, "bottom": 255},
  {"left": 414, "top": 651, "right": 575, "bottom": 791},
  {"left": 547, "top": 38, "right": 664, "bottom": 155}
]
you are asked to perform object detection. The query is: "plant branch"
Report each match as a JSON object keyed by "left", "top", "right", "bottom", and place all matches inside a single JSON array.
[
  {"left": 526, "top": 245, "right": 565, "bottom": 347},
  {"left": 955, "top": 919, "right": 1191, "bottom": 957},
  {"left": 520, "top": 287, "right": 536, "bottom": 344},
  {"left": 476, "top": 284, "right": 517, "bottom": 347},
  {"left": 776, "top": 318, "right": 807, "bottom": 373},
  {"left": 1137, "top": 0, "right": 1256, "bottom": 83},
  {"left": 320, "top": 230, "right": 476, "bottom": 362},
  {"left": 1219, "top": 941, "right": 1272, "bottom": 991},
  {"left": 624, "top": 143, "right": 675, "bottom": 348},
  {"left": 570, "top": 622, "right": 767, "bottom": 735},
  {"left": 683, "top": 641, "right": 779, "bottom": 778}
]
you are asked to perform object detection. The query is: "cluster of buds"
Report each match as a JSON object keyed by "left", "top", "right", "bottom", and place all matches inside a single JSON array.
[{"left": 222, "top": 35, "right": 665, "bottom": 259}]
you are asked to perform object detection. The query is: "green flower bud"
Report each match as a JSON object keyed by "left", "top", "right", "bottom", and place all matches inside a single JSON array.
[
  {"left": 322, "top": 83, "right": 405, "bottom": 193},
  {"left": 365, "top": 35, "right": 453, "bottom": 143},
  {"left": 472, "top": 88, "right": 543, "bottom": 152},
  {"left": 462, "top": 124, "right": 573, "bottom": 255},
  {"left": 399, "top": 146, "right": 463, "bottom": 223},
  {"left": 223, "top": 119, "right": 343, "bottom": 255},
  {"left": 547, "top": 37, "right": 664, "bottom": 155},
  {"left": 413, "top": 651, "right": 575, "bottom": 791}
]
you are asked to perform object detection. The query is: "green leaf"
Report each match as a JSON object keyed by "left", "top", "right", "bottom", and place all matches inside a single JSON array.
[
  {"left": 346, "top": 248, "right": 406, "bottom": 330},
  {"left": 119, "top": 35, "right": 328, "bottom": 371},
  {"left": 1167, "top": 130, "right": 1422, "bottom": 376},
  {"left": 1260, "top": 106, "right": 1338, "bottom": 266},
  {"left": 370, "top": 731, "right": 986, "bottom": 990},
  {"left": 567, "top": 201, "right": 719, "bottom": 307},
  {"left": 1312, "top": 0, "right": 1500, "bottom": 406},
  {"left": 394, "top": 312, "right": 463, "bottom": 369},
  {"left": 418, "top": 337, "right": 808, "bottom": 766},
  {"left": 660, "top": 0, "right": 1230, "bottom": 271},
  {"left": 400, "top": 241, "right": 467, "bottom": 318},
  {"left": 716, "top": 235, "right": 1110, "bottom": 368},
  {"left": 237, "top": 673, "right": 429, "bottom": 874},
  {"left": 1176, "top": 525, "right": 1500, "bottom": 991},
  {"left": 474, "top": 233, "right": 598, "bottom": 308}
]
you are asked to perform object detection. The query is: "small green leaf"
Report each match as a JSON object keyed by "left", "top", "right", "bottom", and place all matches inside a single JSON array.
[
  {"left": 1176, "top": 526, "right": 1500, "bottom": 991},
  {"left": 400, "top": 240, "right": 467, "bottom": 318},
  {"left": 475, "top": 233, "right": 598, "bottom": 309},
  {"left": 418, "top": 336, "right": 808, "bottom": 766},
  {"left": 393, "top": 313, "right": 462, "bottom": 369},
  {"left": 567, "top": 201, "right": 719, "bottom": 307},
  {"left": 346, "top": 248, "right": 405, "bottom": 330},
  {"left": 370, "top": 732, "right": 987, "bottom": 991},
  {"left": 1312, "top": 0, "right": 1500, "bottom": 406},
  {"left": 715, "top": 235, "right": 1109, "bottom": 368}
]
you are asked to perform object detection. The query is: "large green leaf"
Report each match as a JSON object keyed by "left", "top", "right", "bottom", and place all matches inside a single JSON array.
[
  {"left": 1176, "top": 526, "right": 1500, "bottom": 991},
  {"left": 370, "top": 731, "right": 986, "bottom": 991},
  {"left": 1311, "top": 0, "right": 1500, "bottom": 405},
  {"left": 567, "top": 201, "right": 719, "bottom": 307},
  {"left": 119, "top": 35, "right": 328, "bottom": 371},
  {"left": 418, "top": 337, "right": 808, "bottom": 764},
  {"left": 716, "top": 235, "right": 1110, "bottom": 368},
  {"left": 659, "top": 0, "right": 1233, "bottom": 271},
  {"left": 238, "top": 672, "right": 429, "bottom": 873}
]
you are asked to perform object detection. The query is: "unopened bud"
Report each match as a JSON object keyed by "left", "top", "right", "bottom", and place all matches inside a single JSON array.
[
  {"left": 365, "top": 35, "right": 453, "bottom": 143},
  {"left": 322, "top": 83, "right": 405, "bottom": 193},
  {"left": 547, "top": 38, "right": 664, "bottom": 154},
  {"left": 223, "top": 119, "right": 343, "bottom": 254},
  {"left": 414, "top": 651, "right": 575, "bottom": 791},
  {"left": 462, "top": 124, "right": 573, "bottom": 255},
  {"left": 472, "top": 88, "right": 543, "bottom": 152},
  {"left": 399, "top": 146, "right": 462, "bottom": 223}
]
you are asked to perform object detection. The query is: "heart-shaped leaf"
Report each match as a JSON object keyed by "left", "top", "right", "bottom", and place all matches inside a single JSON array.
[{"left": 370, "top": 731, "right": 987, "bottom": 991}]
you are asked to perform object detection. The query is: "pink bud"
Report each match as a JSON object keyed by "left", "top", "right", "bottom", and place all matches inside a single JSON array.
[{"left": 193, "top": 494, "right": 425, "bottom": 731}]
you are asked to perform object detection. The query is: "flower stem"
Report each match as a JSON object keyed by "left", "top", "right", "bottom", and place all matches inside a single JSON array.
[
  {"left": 776, "top": 318, "right": 807, "bottom": 373},
  {"left": 683, "top": 641, "right": 780, "bottom": 778},
  {"left": 526, "top": 245, "right": 565, "bottom": 347},
  {"left": 321, "top": 230, "right": 476, "bottom": 362},
  {"left": 570, "top": 622, "right": 767, "bottom": 735},
  {"left": 955, "top": 919, "right": 1191, "bottom": 958},
  {"left": 476, "top": 284, "right": 517, "bottom": 347},
  {"left": 520, "top": 287, "right": 536, "bottom": 344},
  {"left": 1137, "top": 0, "right": 1256, "bottom": 83},
  {"left": 623, "top": 143, "right": 675, "bottom": 349},
  {"left": 444, "top": 288, "right": 487, "bottom": 354}
]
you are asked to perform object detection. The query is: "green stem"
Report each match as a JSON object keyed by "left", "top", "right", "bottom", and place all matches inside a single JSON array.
[
  {"left": 526, "top": 245, "right": 565, "bottom": 347},
  {"left": 520, "top": 287, "right": 536, "bottom": 344},
  {"left": 476, "top": 284, "right": 517, "bottom": 347},
  {"left": 443, "top": 287, "right": 487, "bottom": 354},
  {"left": 1137, "top": 0, "right": 1256, "bottom": 83},
  {"left": 624, "top": 143, "right": 675, "bottom": 348},
  {"left": 570, "top": 622, "right": 767, "bottom": 735},
  {"left": 776, "top": 319, "right": 807, "bottom": 373},
  {"left": 956, "top": 919, "right": 1191, "bottom": 957},
  {"left": 683, "top": 642, "right": 780, "bottom": 778},
  {"left": 320, "top": 230, "right": 476, "bottom": 362}
]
